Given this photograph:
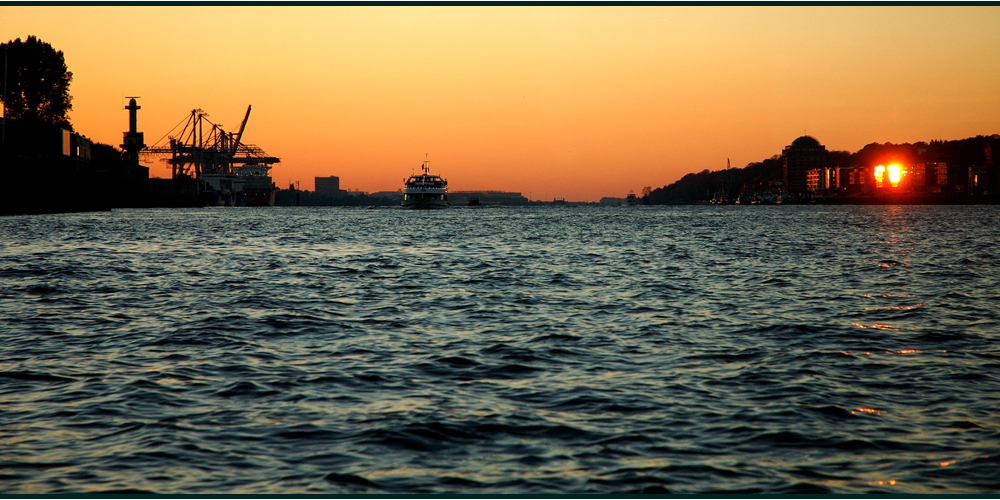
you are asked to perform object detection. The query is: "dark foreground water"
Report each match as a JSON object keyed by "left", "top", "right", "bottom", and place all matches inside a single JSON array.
[{"left": 1, "top": 205, "right": 998, "bottom": 494}]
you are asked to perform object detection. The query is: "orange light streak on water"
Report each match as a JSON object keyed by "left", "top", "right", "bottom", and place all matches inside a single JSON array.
[
  {"left": 868, "top": 479, "right": 897, "bottom": 486},
  {"left": 864, "top": 303, "right": 927, "bottom": 311},
  {"left": 852, "top": 408, "right": 883, "bottom": 415},
  {"left": 852, "top": 323, "right": 897, "bottom": 330}
]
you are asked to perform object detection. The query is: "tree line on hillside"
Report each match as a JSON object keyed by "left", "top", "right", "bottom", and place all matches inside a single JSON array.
[{"left": 647, "top": 137, "right": 997, "bottom": 205}]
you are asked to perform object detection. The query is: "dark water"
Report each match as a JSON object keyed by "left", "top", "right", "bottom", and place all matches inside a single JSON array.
[{"left": 1, "top": 205, "right": 998, "bottom": 494}]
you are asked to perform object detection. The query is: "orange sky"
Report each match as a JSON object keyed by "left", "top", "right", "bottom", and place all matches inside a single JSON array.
[{"left": 3, "top": 6, "right": 999, "bottom": 201}]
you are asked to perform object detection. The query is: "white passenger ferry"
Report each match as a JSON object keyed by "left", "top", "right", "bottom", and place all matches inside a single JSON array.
[{"left": 402, "top": 156, "right": 449, "bottom": 209}]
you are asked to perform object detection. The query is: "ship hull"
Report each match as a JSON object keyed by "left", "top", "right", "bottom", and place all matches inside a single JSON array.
[
  {"left": 244, "top": 187, "right": 275, "bottom": 207},
  {"left": 401, "top": 197, "right": 449, "bottom": 209}
]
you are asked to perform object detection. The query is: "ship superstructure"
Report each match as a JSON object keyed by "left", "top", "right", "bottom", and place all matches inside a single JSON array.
[{"left": 402, "top": 155, "right": 449, "bottom": 209}]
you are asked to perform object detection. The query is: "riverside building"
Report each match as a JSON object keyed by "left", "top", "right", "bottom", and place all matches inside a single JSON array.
[
  {"left": 782, "top": 136, "right": 829, "bottom": 197},
  {"left": 315, "top": 175, "right": 340, "bottom": 193}
]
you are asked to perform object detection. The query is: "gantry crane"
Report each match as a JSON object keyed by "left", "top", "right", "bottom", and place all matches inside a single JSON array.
[{"left": 140, "top": 105, "right": 279, "bottom": 179}]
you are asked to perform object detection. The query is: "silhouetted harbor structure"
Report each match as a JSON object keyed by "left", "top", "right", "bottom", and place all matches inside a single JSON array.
[
  {"left": 141, "top": 106, "right": 279, "bottom": 207},
  {"left": 648, "top": 134, "right": 999, "bottom": 205},
  {"left": 0, "top": 118, "right": 112, "bottom": 215},
  {"left": 0, "top": 95, "right": 293, "bottom": 215},
  {"left": 121, "top": 98, "right": 145, "bottom": 165},
  {"left": 4, "top": 100, "right": 998, "bottom": 215}
]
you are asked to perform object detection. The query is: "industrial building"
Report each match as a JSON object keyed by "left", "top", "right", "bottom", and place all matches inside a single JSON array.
[{"left": 315, "top": 175, "right": 340, "bottom": 193}]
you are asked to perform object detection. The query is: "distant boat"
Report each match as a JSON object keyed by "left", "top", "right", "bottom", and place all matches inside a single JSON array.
[
  {"left": 468, "top": 197, "right": 481, "bottom": 207},
  {"left": 402, "top": 155, "right": 449, "bottom": 210},
  {"left": 625, "top": 191, "right": 639, "bottom": 206}
]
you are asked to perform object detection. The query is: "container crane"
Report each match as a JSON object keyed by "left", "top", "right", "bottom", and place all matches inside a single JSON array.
[
  {"left": 138, "top": 105, "right": 280, "bottom": 206},
  {"left": 229, "top": 105, "right": 251, "bottom": 158},
  {"left": 140, "top": 105, "right": 279, "bottom": 179}
]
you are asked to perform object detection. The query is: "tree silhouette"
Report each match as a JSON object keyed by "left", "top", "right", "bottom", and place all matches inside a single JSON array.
[{"left": 1, "top": 36, "right": 73, "bottom": 130}]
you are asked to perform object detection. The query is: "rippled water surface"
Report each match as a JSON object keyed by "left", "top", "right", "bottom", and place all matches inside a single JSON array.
[{"left": 1, "top": 205, "right": 998, "bottom": 493}]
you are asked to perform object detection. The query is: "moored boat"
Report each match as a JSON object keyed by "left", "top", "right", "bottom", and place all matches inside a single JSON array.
[{"left": 235, "top": 164, "right": 276, "bottom": 207}]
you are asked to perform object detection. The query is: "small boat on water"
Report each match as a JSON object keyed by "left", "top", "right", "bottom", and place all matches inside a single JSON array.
[
  {"left": 626, "top": 191, "right": 639, "bottom": 206},
  {"left": 402, "top": 155, "right": 449, "bottom": 210}
]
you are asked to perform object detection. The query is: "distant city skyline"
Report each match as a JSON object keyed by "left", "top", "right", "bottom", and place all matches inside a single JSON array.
[{"left": 3, "top": 6, "right": 998, "bottom": 201}]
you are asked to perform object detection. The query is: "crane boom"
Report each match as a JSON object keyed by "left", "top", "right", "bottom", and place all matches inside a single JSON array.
[{"left": 230, "top": 105, "right": 252, "bottom": 157}]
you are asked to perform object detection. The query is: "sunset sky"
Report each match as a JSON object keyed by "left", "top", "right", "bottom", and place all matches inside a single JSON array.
[{"left": 3, "top": 6, "right": 999, "bottom": 201}]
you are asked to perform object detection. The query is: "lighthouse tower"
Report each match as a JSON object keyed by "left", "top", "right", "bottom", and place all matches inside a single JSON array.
[{"left": 121, "top": 97, "right": 145, "bottom": 164}]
